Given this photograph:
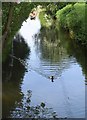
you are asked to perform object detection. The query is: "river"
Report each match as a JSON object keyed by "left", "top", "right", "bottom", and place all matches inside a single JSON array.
[{"left": 2, "top": 16, "right": 86, "bottom": 118}]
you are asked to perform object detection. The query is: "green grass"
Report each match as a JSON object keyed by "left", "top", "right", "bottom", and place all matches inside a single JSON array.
[{"left": 56, "top": 3, "right": 86, "bottom": 46}]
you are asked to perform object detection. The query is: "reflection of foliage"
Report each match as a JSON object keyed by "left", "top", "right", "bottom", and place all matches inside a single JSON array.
[
  {"left": 13, "top": 35, "right": 30, "bottom": 60},
  {"left": 39, "top": 26, "right": 67, "bottom": 63},
  {"left": 58, "top": 28, "right": 87, "bottom": 84},
  {"left": 3, "top": 35, "right": 30, "bottom": 82},
  {"left": 36, "top": 26, "right": 87, "bottom": 83},
  {"left": 66, "top": 39, "right": 87, "bottom": 84},
  {"left": 11, "top": 90, "right": 58, "bottom": 118},
  {"left": 2, "top": 35, "right": 30, "bottom": 118},
  {"left": 40, "top": 23, "right": 59, "bottom": 43}
]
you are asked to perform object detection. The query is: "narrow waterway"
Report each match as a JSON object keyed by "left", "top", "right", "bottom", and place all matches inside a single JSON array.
[{"left": 2, "top": 16, "right": 85, "bottom": 118}]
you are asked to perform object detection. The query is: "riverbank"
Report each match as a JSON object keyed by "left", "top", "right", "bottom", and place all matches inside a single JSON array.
[
  {"left": 39, "top": 3, "right": 86, "bottom": 47},
  {"left": 56, "top": 3, "right": 86, "bottom": 46}
]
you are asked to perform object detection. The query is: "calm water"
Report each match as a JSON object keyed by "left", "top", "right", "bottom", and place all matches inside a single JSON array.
[{"left": 2, "top": 16, "right": 86, "bottom": 118}]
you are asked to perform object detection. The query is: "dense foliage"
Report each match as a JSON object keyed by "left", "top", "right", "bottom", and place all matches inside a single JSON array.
[
  {"left": 2, "top": 2, "right": 35, "bottom": 62},
  {"left": 39, "top": 2, "right": 86, "bottom": 46},
  {"left": 2, "top": 2, "right": 87, "bottom": 62},
  {"left": 56, "top": 3, "right": 86, "bottom": 46}
]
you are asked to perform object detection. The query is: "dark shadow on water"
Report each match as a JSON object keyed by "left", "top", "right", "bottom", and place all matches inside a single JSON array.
[
  {"left": 2, "top": 34, "right": 58, "bottom": 118},
  {"left": 2, "top": 34, "right": 30, "bottom": 118}
]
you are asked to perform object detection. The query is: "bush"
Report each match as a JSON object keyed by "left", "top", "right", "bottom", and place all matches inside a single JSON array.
[
  {"left": 56, "top": 4, "right": 73, "bottom": 29},
  {"left": 56, "top": 3, "right": 86, "bottom": 46}
]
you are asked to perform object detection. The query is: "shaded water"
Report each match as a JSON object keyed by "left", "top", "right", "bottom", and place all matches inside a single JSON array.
[{"left": 2, "top": 16, "right": 86, "bottom": 118}]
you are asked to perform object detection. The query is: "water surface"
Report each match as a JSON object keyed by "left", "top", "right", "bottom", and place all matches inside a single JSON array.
[{"left": 2, "top": 16, "right": 85, "bottom": 118}]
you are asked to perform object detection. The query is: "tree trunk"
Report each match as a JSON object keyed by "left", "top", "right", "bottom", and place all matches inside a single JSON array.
[{"left": 2, "top": 3, "right": 14, "bottom": 49}]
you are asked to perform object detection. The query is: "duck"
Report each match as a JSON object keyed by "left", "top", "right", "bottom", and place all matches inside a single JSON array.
[{"left": 49, "top": 76, "right": 54, "bottom": 82}]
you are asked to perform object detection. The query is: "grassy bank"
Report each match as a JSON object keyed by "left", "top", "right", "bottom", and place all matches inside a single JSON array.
[{"left": 56, "top": 3, "right": 86, "bottom": 46}]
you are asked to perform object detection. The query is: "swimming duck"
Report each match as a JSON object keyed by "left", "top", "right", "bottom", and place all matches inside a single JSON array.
[{"left": 49, "top": 76, "right": 54, "bottom": 82}]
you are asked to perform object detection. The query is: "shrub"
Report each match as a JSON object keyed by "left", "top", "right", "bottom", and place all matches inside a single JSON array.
[
  {"left": 56, "top": 3, "right": 86, "bottom": 46},
  {"left": 56, "top": 4, "right": 73, "bottom": 29}
]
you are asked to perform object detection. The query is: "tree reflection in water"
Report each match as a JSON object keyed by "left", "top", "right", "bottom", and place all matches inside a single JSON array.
[
  {"left": 3, "top": 34, "right": 58, "bottom": 118},
  {"left": 2, "top": 35, "right": 30, "bottom": 118},
  {"left": 11, "top": 90, "right": 58, "bottom": 118}
]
